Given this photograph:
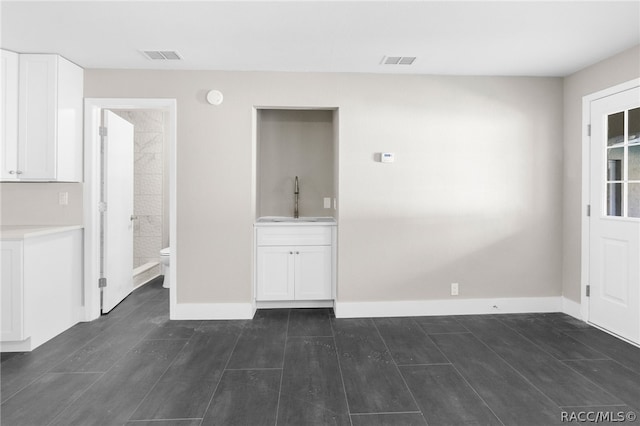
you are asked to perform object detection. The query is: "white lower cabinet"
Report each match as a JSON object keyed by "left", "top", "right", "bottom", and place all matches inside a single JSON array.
[
  {"left": 0, "top": 228, "right": 84, "bottom": 351},
  {"left": 255, "top": 224, "right": 334, "bottom": 302},
  {"left": 1, "top": 241, "right": 24, "bottom": 341}
]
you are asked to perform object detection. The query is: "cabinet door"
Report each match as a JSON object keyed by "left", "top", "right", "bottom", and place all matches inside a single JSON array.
[
  {"left": 257, "top": 246, "right": 295, "bottom": 300},
  {"left": 18, "top": 54, "right": 57, "bottom": 180},
  {"left": 294, "top": 245, "right": 332, "bottom": 300},
  {"left": 1, "top": 241, "right": 24, "bottom": 341},
  {"left": 1, "top": 50, "right": 19, "bottom": 180}
]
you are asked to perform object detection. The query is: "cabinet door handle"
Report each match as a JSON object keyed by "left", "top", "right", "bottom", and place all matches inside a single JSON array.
[
  {"left": 8, "top": 170, "right": 15, "bottom": 174},
  {"left": 289, "top": 251, "right": 293, "bottom": 255},
  {"left": 296, "top": 251, "right": 299, "bottom": 255},
  {"left": 16, "top": 170, "right": 22, "bottom": 174}
]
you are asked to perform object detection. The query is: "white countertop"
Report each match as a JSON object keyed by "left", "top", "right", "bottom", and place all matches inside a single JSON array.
[
  {"left": 255, "top": 217, "right": 337, "bottom": 227},
  {"left": 0, "top": 225, "right": 84, "bottom": 240}
]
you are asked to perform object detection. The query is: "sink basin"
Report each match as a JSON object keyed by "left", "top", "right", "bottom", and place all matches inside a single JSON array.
[{"left": 256, "top": 216, "right": 335, "bottom": 224}]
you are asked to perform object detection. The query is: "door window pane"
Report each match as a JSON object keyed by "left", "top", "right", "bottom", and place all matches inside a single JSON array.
[
  {"left": 607, "top": 183, "right": 623, "bottom": 216},
  {"left": 629, "top": 107, "right": 640, "bottom": 144},
  {"left": 608, "top": 111, "right": 625, "bottom": 147},
  {"left": 630, "top": 145, "right": 640, "bottom": 181},
  {"left": 629, "top": 183, "right": 640, "bottom": 218},
  {"left": 607, "top": 148, "right": 624, "bottom": 180}
]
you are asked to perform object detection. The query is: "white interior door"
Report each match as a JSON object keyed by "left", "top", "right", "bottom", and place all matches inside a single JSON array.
[
  {"left": 102, "top": 110, "right": 134, "bottom": 313},
  {"left": 589, "top": 86, "right": 640, "bottom": 344}
]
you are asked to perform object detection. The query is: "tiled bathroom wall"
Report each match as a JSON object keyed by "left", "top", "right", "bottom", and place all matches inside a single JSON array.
[{"left": 113, "top": 110, "right": 165, "bottom": 269}]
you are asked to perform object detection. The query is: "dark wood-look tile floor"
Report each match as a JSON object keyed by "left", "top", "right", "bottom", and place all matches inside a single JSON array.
[{"left": 2, "top": 280, "right": 640, "bottom": 425}]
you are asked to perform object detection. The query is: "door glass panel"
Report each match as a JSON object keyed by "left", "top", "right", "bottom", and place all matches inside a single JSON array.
[
  {"left": 607, "top": 183, "right": 623, "bottom": 216},
  {"left": 607, "top": 148, "right": 624, "bottom": 180},
  {"left": 630, "top": 145, "right": 640, "bottom": 180},
  {"left": 608, "top": 111, "right": 625, "bottom": 147},
  {"left": 629, "top": 107, "right": 640, "bottom": 144},
  {"left": 629, "top": 183, "right": 640, "bottom": 218}
]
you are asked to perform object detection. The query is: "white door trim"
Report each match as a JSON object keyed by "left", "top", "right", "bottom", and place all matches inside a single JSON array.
[
  {"left": 581, "top": 78, "right": 640, "bottom": 322},
  {"left": 84, "top": 98, "right": 177, "bottom": 321}
]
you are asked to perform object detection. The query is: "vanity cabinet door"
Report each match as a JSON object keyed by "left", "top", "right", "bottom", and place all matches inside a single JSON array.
[
  {"left": 294, "top": 245, "right": 332, "bottom": 300},
  {"left": 256, "top": 246, "right": 295, "bottom": 301}
]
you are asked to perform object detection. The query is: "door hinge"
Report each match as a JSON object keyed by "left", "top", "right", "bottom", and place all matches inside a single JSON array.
[
  {"left": 99, "top": 277, "right": 107, "bottom": 288},
  {"left": 98, "top": 202, "right": 107, "bottom": 212},
  {"left": 586, "top": 204, "right": 591, "bottom": 217},
  {"left": 586, "top": 285, "right": 590, "bottom": 297},
  {"left": 587, "top": 124, "right": 591, "bottom": 136},
  {"left": 99, "top": 126, "right": 108, "bottom": 137}
]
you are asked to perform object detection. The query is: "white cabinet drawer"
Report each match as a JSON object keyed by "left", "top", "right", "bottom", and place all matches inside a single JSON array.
[{"left": 257, "top": 226, "right": 332, "bottom": 246}]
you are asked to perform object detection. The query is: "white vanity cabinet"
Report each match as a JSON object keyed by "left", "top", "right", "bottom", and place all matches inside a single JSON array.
[
  {"left": 0, "top": 227, "right": 84, "bottom": 352},
  {"left": 255, "top": 222, "right": 335, "bottom": 302},
  {"left": 0, "top": 52, "right": 83, "bottom": 181}
]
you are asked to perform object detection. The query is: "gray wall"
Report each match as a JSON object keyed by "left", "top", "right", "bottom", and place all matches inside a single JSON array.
[
  {"left": 257, "top": 109, "right": 335, "bottom": 218},
  {"left": 84, "top": 70, "right": 564, "bottom": 304},
  {"left": 562, "top": 45, "right": 640, "bottom": 302},
  {"left": 0, "top": 182, "right": 83, "bottom": 225}
]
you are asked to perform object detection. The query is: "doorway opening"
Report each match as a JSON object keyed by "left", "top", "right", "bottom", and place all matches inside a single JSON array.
[
  {"left": 84, "top": 99, "right": 177, "bottom": 321},
  {"left": 110, "top": 109, "right": 170, "bottom": 289},
  {"left": 582, "top": 80, "right": 640, "bottom": 346}
]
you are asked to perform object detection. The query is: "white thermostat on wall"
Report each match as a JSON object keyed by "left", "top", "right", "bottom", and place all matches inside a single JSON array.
[{"left": 380, "top": 152, "right": 395, "bottom": 163}]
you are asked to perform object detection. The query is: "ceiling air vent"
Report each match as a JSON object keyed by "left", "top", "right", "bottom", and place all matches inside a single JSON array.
[
  {"left": 141, "top": 50, "right": 182, "bottom": 60},
  {"left": 381, "top": 56, "right": 416, "bottom": 65}
]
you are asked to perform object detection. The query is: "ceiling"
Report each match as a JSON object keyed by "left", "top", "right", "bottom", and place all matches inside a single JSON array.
[{"left": 1, "top": 1, "right": 639, "bottom": 76}]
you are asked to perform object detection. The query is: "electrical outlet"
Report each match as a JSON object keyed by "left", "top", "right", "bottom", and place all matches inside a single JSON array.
[
  {"left": 323, "top": 197, "right": 331, "bottom": 208},
  {"left": 451, "top": 282, "right": 459, "bottom": 296},
  {"left": 59, "top": 192, "right": 69, "bottom": 205}
]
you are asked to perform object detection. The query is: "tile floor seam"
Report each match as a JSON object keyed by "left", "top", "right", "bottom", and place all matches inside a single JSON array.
[
  {"left": 329, "top": 317, "right": 354, "bottom": 426},
  {"left": 462, "top": 325, "right": 568, "bottom": 412},
  {"left": 197, "top": 320, "right": 246, "bottom": 426},
  {"left": 439, "top": 348, "right": 507, "bottom": 426},
  {"left": 126, "top": 417, "right": 204, "bottom": 422},
  {"left": 350, "top": 411, "right": 423, "bottom": 415},
  {"left": 496, "top": 317, "right": 610, "bottom": 361},
  {"left": 370, "top": 318, "right": 425, "bottom": 424},
  {"left": 559, "top": 329, "right": 640, "bottom": 374},
  {"left": 274, "top": 309, "right": 291, "bottom": 426},
  {"left": 409, "top": 317, "right": 453, "bottom": 367},
  {"left": 44, "top": 372, "right": 106, "bottom": 426},
  {"left": 125, "top": 335, "right": 192, "bottom": 422},
  {"left": 224, "top": 367, "right": 284, "bottom": 371},
  {"left": 396, "top": 362, "right": 452, "bottom": 367}
]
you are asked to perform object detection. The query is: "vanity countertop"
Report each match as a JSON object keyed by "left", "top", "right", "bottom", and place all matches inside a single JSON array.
[
  {"left": 0, "top": 225, "right": 84, "bottom": 240},
  {"left": 255, "top": 217, "right": 337, "bottom": 227}
]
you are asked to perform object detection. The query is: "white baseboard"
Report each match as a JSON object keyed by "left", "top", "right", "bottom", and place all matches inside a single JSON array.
[
  {"left": 171, "top": 302, "right": 255, "bottom": 320},
  {"left": 561, "top": 297, "right": 582, "bottom": 320},
  {"left": 169, "top": 296, "right": 575, "bottom": 321},
  {"left": 334, "top": 296, "right": 563, "bottom": 319},
  {"left": 256, "top": 300, "right": 334, "bottom": 309}
]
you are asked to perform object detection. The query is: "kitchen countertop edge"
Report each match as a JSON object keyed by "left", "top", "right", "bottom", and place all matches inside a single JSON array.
[{"left": 0, "top": 225, "right": 84, "bottom": 240}]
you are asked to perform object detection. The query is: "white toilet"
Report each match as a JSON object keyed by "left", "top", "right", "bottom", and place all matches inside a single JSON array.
[{"left": 160, "top": 247, "right": 170, "bottom": 288}]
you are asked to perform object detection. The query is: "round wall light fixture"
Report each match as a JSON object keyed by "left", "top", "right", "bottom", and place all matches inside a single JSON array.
[{"left": 206, "top": 89, "right": 224, "bottom": 106}]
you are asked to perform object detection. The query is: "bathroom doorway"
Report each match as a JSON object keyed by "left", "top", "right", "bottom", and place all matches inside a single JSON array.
[
  {"left": 84, "top": 99, "right": 177, "bottom": 321},
  {"left": 111, "top": 109, "right": 170, "bottom": 290}
]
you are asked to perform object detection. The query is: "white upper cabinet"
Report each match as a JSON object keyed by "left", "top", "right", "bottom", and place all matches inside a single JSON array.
[
  {"left": 1, "top": 50, "right": 19, "bottom": 179},
  {"left": 1, "top": 52, "right": 83, "bottom": 182}
]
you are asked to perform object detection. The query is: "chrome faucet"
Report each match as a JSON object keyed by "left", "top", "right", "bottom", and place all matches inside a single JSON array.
[{"left": 294, "top": 176, "right": 299, "bottom": 218}]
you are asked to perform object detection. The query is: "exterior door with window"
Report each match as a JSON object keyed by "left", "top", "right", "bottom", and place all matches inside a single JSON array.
[{"left": 589, "top": 86, "right": 640, "bottom": 344}]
